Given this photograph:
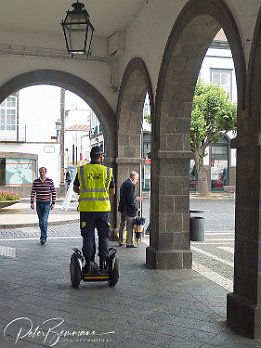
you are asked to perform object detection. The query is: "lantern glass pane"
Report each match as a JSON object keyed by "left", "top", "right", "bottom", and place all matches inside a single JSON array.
[
  {"left": 67, "top": 13, "right": 87, "bottom": 27},
  {"left": 64, "top": 26, "right": 87, "bottom": 52}
]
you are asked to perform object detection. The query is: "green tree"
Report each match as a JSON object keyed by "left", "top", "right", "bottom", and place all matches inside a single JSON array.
[
  {"left": 144, "top": 113, "right": 151, "bottom": 123},
  {"left": 190, "top": 80, "right": 237, "bottom": 195}
]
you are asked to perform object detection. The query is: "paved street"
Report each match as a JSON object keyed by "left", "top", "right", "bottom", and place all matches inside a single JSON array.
[
  {"left": 189, "top": 198, "right": 235, "bottom": 291},
  {"left": 1, "top": 196, "right": 260, "bottom": 348},
  {"left": 0, "top": 197, "right": 236, "bottom": 294},
  {"left": 141, "top": 196, "right": 236, "bottom": 292},
  {"left": 189, "top": 198, "right": 235, "bottom": 232}
]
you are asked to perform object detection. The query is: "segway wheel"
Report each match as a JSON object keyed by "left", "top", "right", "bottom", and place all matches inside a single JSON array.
[
  {"left": 108, "top": 257, "right": 119, "bottom": 287},
  {"left": 70, "top": 253, "right": 82, "bottom": 288}
]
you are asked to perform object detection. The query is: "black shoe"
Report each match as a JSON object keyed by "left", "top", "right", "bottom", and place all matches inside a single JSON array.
[
  {"left": 82, "top": 260, "right": 91, "bottom": 274},
  {"left": 91, "top": 261, "right": 100, "bottom": 274},
  {"left": 40, "top": 239, "right": 46, "bottom": 245},
  {"left": 118, "top": 242, "right": 124, "bottom": 247},
  {"left": 99, "top": 260, "right": 107, "bottom": 273},
  {"left": 126, "top": 244, "right": 137, "bottom": 248}
]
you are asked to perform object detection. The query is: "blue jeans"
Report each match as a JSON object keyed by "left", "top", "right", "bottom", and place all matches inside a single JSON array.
[
  {"left": 36, "top": 201, "right": 51, "bottom": 241},
  {"left": 80, "top": 212, "right": 110, "bottom": 262}
]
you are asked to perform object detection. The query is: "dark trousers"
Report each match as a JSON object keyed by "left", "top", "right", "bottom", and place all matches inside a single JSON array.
[{"left": 80, "top": 212, "right": 110, "bottom": 262}]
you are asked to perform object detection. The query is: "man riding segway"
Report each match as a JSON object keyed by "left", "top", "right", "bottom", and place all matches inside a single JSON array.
[{"left": 73, "top": 146, "right": 115, "bottom": 274}]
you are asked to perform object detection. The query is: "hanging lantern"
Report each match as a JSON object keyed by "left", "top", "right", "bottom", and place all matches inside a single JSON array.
[{"left": 61, "top": 1, "right": 95, "bottom": 56}]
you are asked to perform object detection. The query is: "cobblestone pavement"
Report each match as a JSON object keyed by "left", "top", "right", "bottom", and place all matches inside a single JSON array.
[
  {"left": 0, "top": 200, "right": 79, "bottom": 228},
  {"left": 190, "top": 198, "right": 235, "bottom": 232},
  {"left": 141, "top": 197, "right": 236, "bottom": 292},
  {"left": 1, "top": 197, "right": 260, "bottom": 348},
  {"left": 189, "top": 198, "right": 235, "bottom": 291},
  {"left": 0, "top": 223, "right": 80, "bottom": 240},
  {"left": 0, "top": 197, "right": 236, "bottom": 293},
  {"left": 141, "top": 196, "right": 235, "bottom": 232}
]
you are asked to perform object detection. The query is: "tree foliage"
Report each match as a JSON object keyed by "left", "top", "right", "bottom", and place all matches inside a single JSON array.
[
  {"left": 144, "top": 113, "right": 151, "bottom": 123},
  {"left": 190, "top": 79, "right": 237, "bottom": 155},
  {"left": 190, "top": 79, "right": 237, "bottom": 195}
]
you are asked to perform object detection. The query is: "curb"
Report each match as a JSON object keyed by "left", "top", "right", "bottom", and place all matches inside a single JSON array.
[{"left": 0, "top": 218, "right": 79, "bottom": 229}]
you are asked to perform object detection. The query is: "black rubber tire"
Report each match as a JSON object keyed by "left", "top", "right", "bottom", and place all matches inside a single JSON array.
[
  {"left": 108, "top": 257, "right": 119, "bottom": 287},
  {"left": 70, "top": 253, "right": 82, "bottom": 288}
]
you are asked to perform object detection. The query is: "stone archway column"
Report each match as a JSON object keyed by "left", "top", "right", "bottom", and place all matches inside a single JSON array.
[
  {"left": 227, "top": 139, "right": 261, "bottom": 339},
  {"left": 146, "top": 149, "right": 192, "bottom": 269}
]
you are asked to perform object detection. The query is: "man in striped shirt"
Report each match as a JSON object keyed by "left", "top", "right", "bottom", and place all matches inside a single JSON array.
[{"left": 30, "top": 167, "right": 56, "bottom": 245}]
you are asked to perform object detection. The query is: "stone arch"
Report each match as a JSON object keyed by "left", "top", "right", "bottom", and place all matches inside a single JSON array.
[
  {"left": 116, "top": 57, "right": 154, "bottom": 212},
  {"left": 147, "top": 0, "right": 245, "bottom": 270},
  {"left": 0, "top": 70, "right": 116, "bottom": 159},
  {"left": 154, "top": 0, "right": 245, "bottom": 149},
  {"left": 117, "top": 58, "right": 154, "bottom": 158}
]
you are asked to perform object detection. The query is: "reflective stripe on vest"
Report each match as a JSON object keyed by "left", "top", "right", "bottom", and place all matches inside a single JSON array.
[{"left": 77, "top": 164, "right": 112, "bottom": 212}]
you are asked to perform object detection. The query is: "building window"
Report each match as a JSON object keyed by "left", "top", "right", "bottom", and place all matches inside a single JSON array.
[
  {"left": 0, "top": 95, "right": 17, "bottom": 130},
  {"left": 210, "top": 69, "right": 232, "bottom": 99}
]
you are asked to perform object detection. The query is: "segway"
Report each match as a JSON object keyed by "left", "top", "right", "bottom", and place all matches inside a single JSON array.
[{"left": 70, "top": 247, "right": 119, "bottom": 288}]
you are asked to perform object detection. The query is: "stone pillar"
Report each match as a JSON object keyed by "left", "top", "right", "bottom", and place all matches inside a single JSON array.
[
  {"left": 227, "top": 141, "right": 261, "bottom": 339},
  {"left": 146, "top": 150, "right": 192, "bottom": 269}
]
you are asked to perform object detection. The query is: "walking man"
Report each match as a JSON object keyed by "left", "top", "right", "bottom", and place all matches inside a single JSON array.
[
  {"left": 65, "top": 168, "right": 71, "bottom": 191},
  {"left": 73, "top": 146, "right": 115, "bottom": 273},
  {"left": 30, "top": 167, "right": 56, "bottom": 245},
  {"left": 118, "top": 171, "right": 141, "bottom": 248}
]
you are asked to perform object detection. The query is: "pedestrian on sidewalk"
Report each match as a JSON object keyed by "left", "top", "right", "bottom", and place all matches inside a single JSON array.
[
  {"left": 30, "top": 167, "right": 56, "bottom": 245},
  {"left": 65, "top": 168, "right": 71, "bottom": 191},
  {"left": 73, "top": 146, "right": 115, "bottom": 273},
  {"left": 118, "top": 171, "right": 141, "bottom": 248}
]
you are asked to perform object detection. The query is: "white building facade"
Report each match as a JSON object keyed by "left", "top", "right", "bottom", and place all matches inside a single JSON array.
[
  {"left": 0, "top": 86, "right": 92, "bottom": 196},
  {"left": 0, "top": 86, "right": 60, "bottom": 192}
]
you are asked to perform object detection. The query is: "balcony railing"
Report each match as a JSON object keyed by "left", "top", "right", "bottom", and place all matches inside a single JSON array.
[{"left": 0, "top": 124, "right": 26, "bottom": 142}]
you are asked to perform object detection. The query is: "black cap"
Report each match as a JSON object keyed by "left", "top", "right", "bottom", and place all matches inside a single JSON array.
[{"left": 90, "top": 146, "right": 104, "bottom": 156}]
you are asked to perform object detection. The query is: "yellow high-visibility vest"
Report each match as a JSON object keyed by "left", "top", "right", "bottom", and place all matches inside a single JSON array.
[{"left": 77, "top": 164, "right": 112, "bottom": 212}]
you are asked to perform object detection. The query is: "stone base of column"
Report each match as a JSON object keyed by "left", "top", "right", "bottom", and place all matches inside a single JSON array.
[
  {"left": 227, "top": 292, "right": 261, "bottom": 339},
  {"left": 146, "top": 246, "right": 192, "bottom": 269}
]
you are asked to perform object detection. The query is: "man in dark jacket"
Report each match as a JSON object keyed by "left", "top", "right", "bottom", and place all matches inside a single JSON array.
[{"left": 118, "top": 171, "right": 140, "bottom": 248}]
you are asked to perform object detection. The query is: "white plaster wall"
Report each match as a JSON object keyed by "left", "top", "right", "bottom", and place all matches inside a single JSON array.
[
  {"left": 118, "top": 0, "right": 185, "bottom": 97},
  {"left": 223, "top": 0, "right": 261, "bottom": 69},
  {"left": 0, "top": 35, "right": 117, "bottom": 111}
]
